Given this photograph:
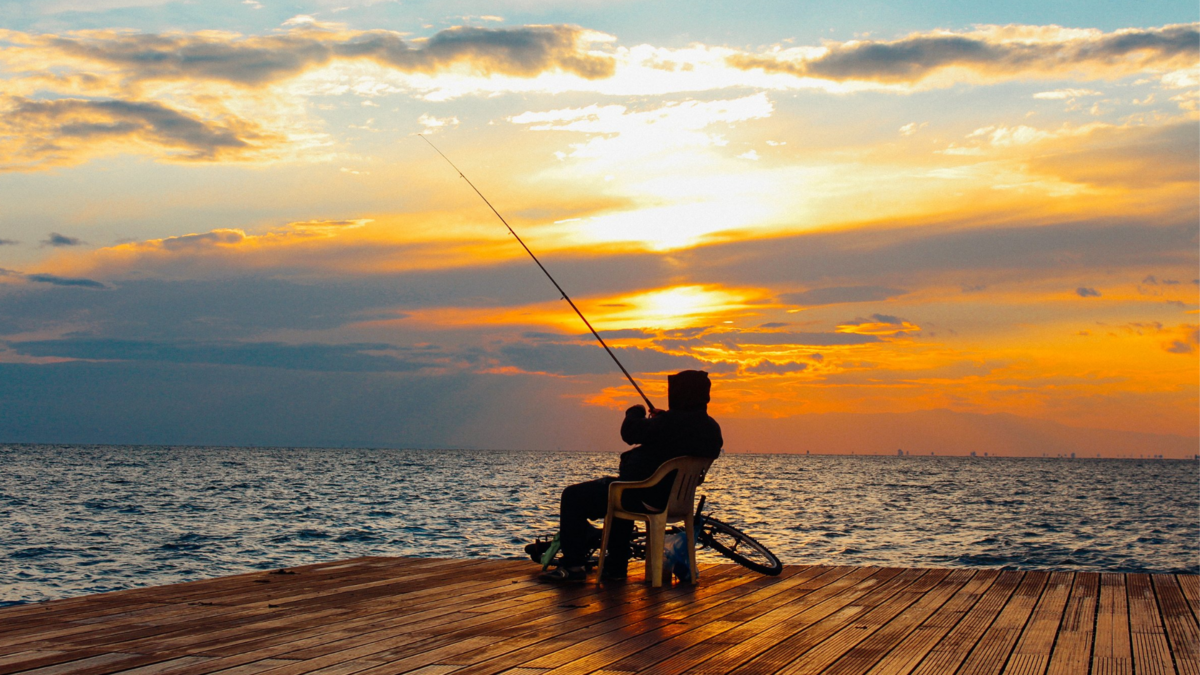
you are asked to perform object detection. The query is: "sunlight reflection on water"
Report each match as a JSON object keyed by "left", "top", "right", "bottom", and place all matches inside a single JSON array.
[{"left": 1, "top": 444, "right": 1196, "bottom": 605}]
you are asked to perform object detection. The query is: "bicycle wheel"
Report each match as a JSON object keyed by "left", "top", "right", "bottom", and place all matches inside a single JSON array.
[{"left": 697, "top": 516, "right": 782, "bottom": 576}]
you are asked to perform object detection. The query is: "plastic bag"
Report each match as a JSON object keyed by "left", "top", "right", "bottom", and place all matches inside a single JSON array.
[{"left": 663, "top": 531, "right": 691, "bottom": 582}]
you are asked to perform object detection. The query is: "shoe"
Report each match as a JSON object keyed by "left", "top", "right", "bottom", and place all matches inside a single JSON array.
[
  {"left": 525, "top": 539, "right": 552, "bottom": 563},
  {"left": 600, "top": 565, "right": 628, "bottom": 581},
  {"left": 538, "top": 566, "right": 587, "bottom": 583},
  {"left": 672, "top": 563, "right": 692, "bottom": 583}
]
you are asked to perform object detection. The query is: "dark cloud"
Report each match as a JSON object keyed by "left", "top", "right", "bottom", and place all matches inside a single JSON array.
[
  {"left": 0, "top": 239, "right": 18, "bottom": 245},
  {"left": 498, "top": 342, "right": 729, "bottom": 376},
  {"left": 661, "top": 327, "right": 711, "bottom": 339},
  {"left": 158, "top": 230, "right": 246, "bottom": 249},
  {"left": 7, "top": 338, "right": 427, "bottom": 372},
  {"left": 744, "top": 360, "right": 809, "bottom": 375},
  {"left": 780, "top": 285, "right": 908, "bottom": 306},
  {"left": 718, "top": 331, "right": 880, "bottom": 347},
  {"left": 869, "top": 313, "right": 905, "bottom": 325},
  {"left": 2, "top": 97, "right": 268, "bottom": 167},
  {"left": 593, "top": 328, "right": 653, "bottom": 340},
  {"left": 45, "top": 24, "right": 614, "bottom": 86},
  {"left": 0, "top": 361, "right": 619, "bottom": 449},
  {"left": 728, "top": 24, "right": 1200, "bottom": 84},
  {"left": 1076, "top": 287, "right": 1101, "bottom": 297},
  {"left": 758, "top": 322, "right": 789, "bottom": 329},
  {"left": 343, "top": 25, "right": 615, "bottom": 80},
  {"left": 4, "top": 215, "right": 1191, "bottom": 346},
  {"left": 686, "top": 217, "right": 1199, "bottom": 290},
  {"left": 0, "top": 276, "right": 425, "bottom": 339},
  {"left": 42, "top": 232, "right": 83, "bottom": 247},
  {"left": 1164, "top": 328, "right": 1199, "bottom": 355},
  {"left": 25, "top": 273, "right": 106, "bottom": 289}
]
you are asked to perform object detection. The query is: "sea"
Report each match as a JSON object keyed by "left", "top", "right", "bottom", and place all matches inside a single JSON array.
[{"left": 1, "top": 444, "right": 1197, "bottom": 606}]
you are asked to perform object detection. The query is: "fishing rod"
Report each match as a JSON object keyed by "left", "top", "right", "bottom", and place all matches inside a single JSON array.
[{"left": 419, "top": 134, "right": 656, "bottom": 411}]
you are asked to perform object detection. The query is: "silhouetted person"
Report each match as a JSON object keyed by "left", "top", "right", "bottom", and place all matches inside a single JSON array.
[{"left": 539, "top": 370, "right": 722, "bottom": 582}]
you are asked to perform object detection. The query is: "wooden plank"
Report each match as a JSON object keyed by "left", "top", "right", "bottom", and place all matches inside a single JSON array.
[
  {"left": 1094, "top": 573, "right": 1134, "bottom": 675},
  {"left": 865, "top": 569, "right": 1000, "bottom": 675},
  {"left": 8, "top": 652, "right": 142, "bottom": 675},
  {"left": 1126, "top": 574, "right": 1174, "bottom": 675},
  {"left": 1003, "top": 571, "right": 1074, "bottom": 675},
  {"left": 674, "top": 567, "right": 895, "bottom": 674},
  {"left": 1046, "top": 572, "right": 1099, "bottom": 675},
  {"left": 440, "top": 565, "right": 770, "bottom": 675},
  {"left": 1152, "top": 575, "right": 1199, "bottom": 675},
  {"left": 455, "top": 566, "right": 768, "bottom": 674},
  {"left": 777, "top": 569, "right": 958, "bottom": 675},
  {"left": 723, "top": 568, "right": 930, "bottom": 675},
  {"left": 469, "top": 566, "right": 837, "bottom": 675},
  {"left": 526, "top": 568, "right": 823, "bottom": 675},
  {"left": 3, "top": 557, "right": 1196, "bottom": 675},
  {"left": 22, "top": 560, "right": 508, "bottom": 661},
  {"left": 910, "top": 570, "right": 1025, "bottom": 675},
  {"left": 1178, "top": 576, "right": 1200, "bottom": 626},
  {"left": 241, "top": 565, "right": 743, "bottom": 675},
  {"left": 821, "top": 568, "right": 977, "bottom": 675},
  {"left": 953, "top": 570, "right": 1049, "bottom": 675}
]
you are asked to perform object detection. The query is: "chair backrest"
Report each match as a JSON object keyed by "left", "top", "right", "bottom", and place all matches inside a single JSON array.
[{"left": 660, "top": 456, "right": 714, "bottom": 521}]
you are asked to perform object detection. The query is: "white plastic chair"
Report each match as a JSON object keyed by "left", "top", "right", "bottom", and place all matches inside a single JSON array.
[{"left": 597, "top": 455, "right": 713, "bottom": 587}]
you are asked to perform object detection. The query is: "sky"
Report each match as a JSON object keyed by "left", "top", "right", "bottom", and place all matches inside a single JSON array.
[{"left": 0, "top": 0, "right": 1196, "bottom": 456}]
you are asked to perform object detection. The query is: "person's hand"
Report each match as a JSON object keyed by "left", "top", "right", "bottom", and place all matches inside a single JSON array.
[{"left": 648, "top": 406, "right": 664, "bottom": 417}]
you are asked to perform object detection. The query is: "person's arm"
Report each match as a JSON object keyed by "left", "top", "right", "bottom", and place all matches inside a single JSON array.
[
  {"left": 620, "top": 405, "right": 666, "bottom": 445},
  {"left": 621, "top": 405, "right": 647, "bottom": 445}
]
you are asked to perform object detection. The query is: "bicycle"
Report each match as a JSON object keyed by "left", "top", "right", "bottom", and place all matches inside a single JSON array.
[{"left": 526, "top": 495, "right": 782, "bottom": 578}]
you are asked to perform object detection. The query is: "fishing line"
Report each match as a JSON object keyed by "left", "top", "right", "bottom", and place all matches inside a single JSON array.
[{"left": 419, "top": 134, "right": 655, "bottom": 411}]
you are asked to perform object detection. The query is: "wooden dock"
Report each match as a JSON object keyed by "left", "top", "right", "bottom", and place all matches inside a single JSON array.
[{"left": 0, "top": 557, "right": 1196, "bottom": 675}]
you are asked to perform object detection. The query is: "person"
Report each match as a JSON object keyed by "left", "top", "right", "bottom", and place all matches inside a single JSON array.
[{"left": 538, "top": 369, "right": 723, "bottom": 583}]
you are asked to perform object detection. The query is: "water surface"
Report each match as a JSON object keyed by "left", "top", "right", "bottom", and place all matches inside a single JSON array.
[{"left": 1, "top": 444, "right": 1196, "bottom": 605}]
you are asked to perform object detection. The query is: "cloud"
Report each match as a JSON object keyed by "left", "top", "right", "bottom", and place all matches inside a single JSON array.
[
  {"left": 1028, "top": 121, "right": 1199, "bottom": 188},
  {"left": 25, "top": 273, "right": 106, "bottom": 288},
  {"left": 418, "top": 114, "right": 459, "bottom": 132},
  {"left": 498, "top": 342, "right": 727, "bottom": 376},
  {"left": 0, "top": 359, "right": 625, "bottom": 450},
  {"left": 7, "top": 337, "right": 429, "bottom": 372},
  {"left": 689, "top": 216, "right": 1199, "bottom": 290},
  {"left": 0, "top": 97, "right": 274, "bottom": 170},
  {"left": 1163, "top": 326, "right": 1199, "bottom": 355},
  {"left": 1076, "top": 287, "right": 1101, "bottom": 297},
  {"left": 509, "top": 93, "right": 773, "bottom": 160},
  {"left": 1033, "top": 88, "right": 1101, "bottom": 99},
  {"left": 41, "top": 232, "right": 84, "bottom": 247},
  {"left": 727, "top": 23, "right": 1200, "bottom": 87},
  {"left": 35, "top": 24, "right": 614, "bottom": 86},
  {"left": 717, "top": 331, "right": 880, "bottom": 347},
  {"left": 781, "top": 285, "right": 908, "bottom": 306},
  {"left": 0, "top": 239, "right": 19, "bottom": 245},
  {"left": 837, "top": 314, "right": 920, "bottom": 336},
  {"left": 744, "top": 360, "right": 809, "bottom": 375}
]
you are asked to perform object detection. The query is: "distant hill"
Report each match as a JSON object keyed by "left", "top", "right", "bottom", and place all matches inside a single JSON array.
[{"left": 720, "top": 409, "right": 1198, "bottom": 459}]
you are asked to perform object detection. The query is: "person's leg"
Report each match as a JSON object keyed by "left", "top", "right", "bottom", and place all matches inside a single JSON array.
[
  {"left": 602, "top": 516, "right": 633, "bottom": 577},
  {"left": 557, "top": 477, "right": 611, "bottom": 568}
]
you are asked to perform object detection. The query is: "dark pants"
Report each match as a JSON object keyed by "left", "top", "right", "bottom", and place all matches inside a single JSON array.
[{"left": 559, "top": 477, "right": 634, "bottom": 568}]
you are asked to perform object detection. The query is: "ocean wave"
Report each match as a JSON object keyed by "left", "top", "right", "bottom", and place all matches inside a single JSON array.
[{"left": 0, "top": 445, "right": 1195, "bottom": 604}]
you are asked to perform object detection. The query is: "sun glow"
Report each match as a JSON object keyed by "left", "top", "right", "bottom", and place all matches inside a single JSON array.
[{"left": 403, "top": 284, "right": 765, "bottom": 332}]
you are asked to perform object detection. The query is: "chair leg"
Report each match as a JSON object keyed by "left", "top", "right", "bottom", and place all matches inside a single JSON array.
[
  {"left": 597, "top": 513, "right": 612, "bottom": 582},
  {"left": 646, "top": 515, "right": 665, "bottom": 587},
  {"left": 684, "top": 516, "right": 699, "bottom": 583}
]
